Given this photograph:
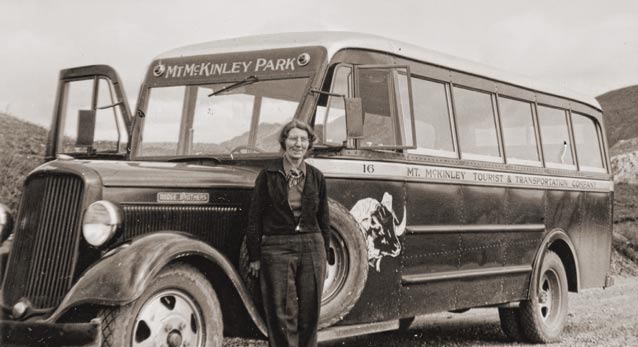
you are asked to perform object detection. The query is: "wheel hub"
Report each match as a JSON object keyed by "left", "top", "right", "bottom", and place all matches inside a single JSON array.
[
  {"left": 539, "top": 290, "right": 550, "bottom": 305},
  {"left": 133, "top": 290, "right": 202, "bottom": 347},
  {"left": 538, "top": 270, "right": 561, "bottom": 323},
  {"left": 323, "top": 232, "right": 349, "bottom": 304},
  {"left": 167, "top": 330, "right": 182, "bottom": 347}
]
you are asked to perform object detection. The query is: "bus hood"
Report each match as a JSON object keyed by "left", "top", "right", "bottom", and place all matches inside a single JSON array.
[{"left": 36, "top": 160, "right": 261, "bottom": 188}]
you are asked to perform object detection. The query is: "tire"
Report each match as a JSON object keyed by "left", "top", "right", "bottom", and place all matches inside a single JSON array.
[
  {"left": 319, "top": 199, "right": 368, "bottom": 328},
  {"left": 498, "top": 307, "right": 524, "bottom": 341},
  {"left": 239, "top": 199, "right": 368, "bottom": 329},
  {"left": 519, "top": 251, "right": 569, "bottom": 343},
  {"left": 99, "top": 263, "right": 223, "bottom": 347}
]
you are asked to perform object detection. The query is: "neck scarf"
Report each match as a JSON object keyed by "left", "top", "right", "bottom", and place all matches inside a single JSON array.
[{"left": 286, "top": 169, "right": 304, "bottom": 188}]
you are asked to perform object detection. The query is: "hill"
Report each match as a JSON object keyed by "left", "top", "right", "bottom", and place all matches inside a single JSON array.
[
  {"left": 612, "top": 152, "right": 638, "bottom": 185},
  {"left": 597, "top": 85, "right": 638, "bottom": 150},
  {"left": 610, "top": 137, "right": 638, "bottom": 158},
  {"left": 0, "top": 113, "right": 48, "bottom": 212}
]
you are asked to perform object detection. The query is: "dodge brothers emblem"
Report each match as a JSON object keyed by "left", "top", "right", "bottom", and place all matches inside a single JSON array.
[
  {"left": 350, "top": 192, "right": 406, "bottom": 271},
  {"left": 157, "top": 192, "right": 209, "bottom": 203}
]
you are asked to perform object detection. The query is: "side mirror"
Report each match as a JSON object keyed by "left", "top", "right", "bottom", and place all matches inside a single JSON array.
[
  {"left": 345, "top": 97, "right": 364, "bottom": 139},
  {"left": 76, "top": 109, "right": 96, "bottom": 147}
]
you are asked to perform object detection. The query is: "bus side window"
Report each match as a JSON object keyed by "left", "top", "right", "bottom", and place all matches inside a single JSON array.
[
  {"left": 408, "top": 77, "right": 455, "bottom": 156},
  {"left": 355, "top": 66, "right": 414, "bottom": 149},
  {"left": 359, "top": 68, "right": 396, "bottom": 147},
  {"left": 61, "top": 78, "right": 127, "bottom": 154},
  {"left": 572, "top": 112, "right": 605, "bottom": 172},
  {"left": 453, "top": 86, "right": 502, "bottom": 162},
  {"left": 538, "top": 105, "right": 576, "bottom": 169},
  {"left": 499, "top": 97, "right": 541, "bottom": 166},
  {"left": 319, "top": 65, "right": 353, "bottom": 145}
]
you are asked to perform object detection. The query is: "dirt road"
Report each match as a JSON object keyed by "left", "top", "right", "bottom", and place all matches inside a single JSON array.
[
  {"left": 227, "top": 276, "right": 638, "bottom": 347},
  {"left": 323, "top": 276, "right": 638, "bottom": 347}
]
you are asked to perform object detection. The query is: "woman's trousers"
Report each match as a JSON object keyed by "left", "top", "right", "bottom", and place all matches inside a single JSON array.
[{"left": 260, "top": 233, "right": 327, "bottom": 347}]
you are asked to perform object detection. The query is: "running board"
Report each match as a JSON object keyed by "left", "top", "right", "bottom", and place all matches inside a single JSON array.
[{"left": 318, "top": 319, "right": 399, "bottom": 342}]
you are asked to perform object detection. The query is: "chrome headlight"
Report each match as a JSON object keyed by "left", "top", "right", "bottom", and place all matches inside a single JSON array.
[
  {"left": 82, "top": 201, "right": 122, "bottom": 247},
  {"left": 0, "top": 203, "right": 14, "bottom": 243}
]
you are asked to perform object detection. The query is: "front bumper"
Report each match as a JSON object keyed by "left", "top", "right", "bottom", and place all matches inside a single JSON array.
[{"left": 0, "top": 320, "right": 100, "bottom": 346}]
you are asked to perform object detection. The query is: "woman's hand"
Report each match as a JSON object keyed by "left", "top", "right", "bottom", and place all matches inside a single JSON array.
[{"left": 249, "top": 260, "right": 261, "bottom": 277}]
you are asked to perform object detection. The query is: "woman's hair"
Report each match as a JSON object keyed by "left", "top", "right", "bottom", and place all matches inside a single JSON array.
[{"left": 278, "top": 120, "right": 317, "bottom": 151}]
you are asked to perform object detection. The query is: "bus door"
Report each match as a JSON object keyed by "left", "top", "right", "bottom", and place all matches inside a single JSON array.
[
  {"left": 47, "top": 65, "right": 132, "bottom": 160},
  {"left": 315, "top": 63, "right": 416, "bottom": 324}
]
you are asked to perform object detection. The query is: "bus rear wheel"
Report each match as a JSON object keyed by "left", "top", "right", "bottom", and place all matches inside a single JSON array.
[
  {"left": 519, "top": 251, "right": 568, "bottom": 343},
  {"left": 99, "top": 263, "right": 223, "bottom": 347}
]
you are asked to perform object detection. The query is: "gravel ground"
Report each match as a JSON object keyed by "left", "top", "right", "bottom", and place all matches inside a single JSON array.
[{"left": 224, "top": 276, "right": 638, "bottom": 347}]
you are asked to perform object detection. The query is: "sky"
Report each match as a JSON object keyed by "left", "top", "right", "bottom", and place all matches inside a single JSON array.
[{"left": 0, "top": 0, "right": 637, "bottom": 128}]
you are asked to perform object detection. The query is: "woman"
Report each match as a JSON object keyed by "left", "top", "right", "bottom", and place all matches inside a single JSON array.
[{"left": 246, "top": 120, "right": 330, "bottom": 347}]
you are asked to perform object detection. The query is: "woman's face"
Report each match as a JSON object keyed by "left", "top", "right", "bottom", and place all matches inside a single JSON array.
[{"left": 284, "top": 127, "right": 310, "bottom": 160}]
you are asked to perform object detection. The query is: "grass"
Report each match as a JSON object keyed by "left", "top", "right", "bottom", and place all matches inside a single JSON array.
[
  {"left": 597, "top": 85, "right": 638, "bottom": 148},
  {"left": 613, "top": 183, "right": 638, "bottom": 221},
  {"left": 612, "top": 183, "right": 638, "bottom": 275},
  {"left": 614, "top": 224, "right": 638, "bottom": 261},
  {"left": 0, "top": 113, "right": 48, "bottom": 212}
]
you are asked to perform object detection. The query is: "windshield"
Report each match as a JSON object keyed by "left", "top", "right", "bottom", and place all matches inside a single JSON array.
[{"left": 137, "top": 77, "right": 309, "bottom": 157}]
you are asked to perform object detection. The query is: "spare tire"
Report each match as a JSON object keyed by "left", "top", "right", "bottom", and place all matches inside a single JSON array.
[{"left": 239, "top": 199, "right": 368, "bottom": 328}]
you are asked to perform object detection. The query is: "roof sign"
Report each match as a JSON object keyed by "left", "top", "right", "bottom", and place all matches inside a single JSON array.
[{"left": 148, "top": 47, "right": 324, "bottom": 86}]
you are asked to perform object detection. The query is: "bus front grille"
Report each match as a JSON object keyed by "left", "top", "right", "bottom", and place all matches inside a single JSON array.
[
  {"left": 121, "top": 205, "right": 242, "bottom": 250},
  {"left": 2, "top": 174, "right": 84, "bottom": 309}
]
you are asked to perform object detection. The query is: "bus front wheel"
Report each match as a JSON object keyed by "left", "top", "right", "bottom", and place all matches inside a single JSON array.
[
  {"left": 519, "top": 251, "right": 568, "bottom": 343},
  {"left": 98, "top": 263, "right": 223, "bottom": 347}
]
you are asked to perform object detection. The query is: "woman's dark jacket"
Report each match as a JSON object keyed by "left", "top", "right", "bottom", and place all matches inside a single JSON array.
[{"left": 246, "top": 159, "right": 330, "bottom": 262}]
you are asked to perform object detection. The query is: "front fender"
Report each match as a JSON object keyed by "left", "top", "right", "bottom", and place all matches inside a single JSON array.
[{"left": 46, "top": 232, "right": 264, "bottom": 333}]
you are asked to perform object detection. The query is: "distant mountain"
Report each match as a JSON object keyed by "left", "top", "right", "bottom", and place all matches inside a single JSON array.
[
  {"left": 219, "top": 122, "right": 284, "bottom": 153},
  {"left": 597, "top": 85, "right": 638, "bottom": 151},
  {"left": 611, "top": 137, "right": 638, "bottom": 157}
]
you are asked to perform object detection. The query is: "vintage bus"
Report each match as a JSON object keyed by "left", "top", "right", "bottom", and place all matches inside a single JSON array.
[{"left": 0, "top": 32, "right": 613, "bottom": 346}]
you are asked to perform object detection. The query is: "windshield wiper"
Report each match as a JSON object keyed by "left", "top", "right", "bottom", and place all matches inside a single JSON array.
[
  {"left": 313, "top": 143, "right": 347, "bottom": 153},
  {"left": 208, "top": 75, "right": 259, "bottom": 97},
  {"left": 166, "top": 156, "right": 223, "bottom": 164}
]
